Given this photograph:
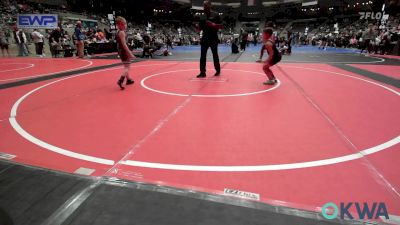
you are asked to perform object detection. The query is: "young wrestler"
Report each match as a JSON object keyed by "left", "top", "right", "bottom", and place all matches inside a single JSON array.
[
  {"left": 262, "top": 28, "right": 281, "bottom": 85},
  {"left": 115, "top": 16, "right": 135, "bottom": 90},
  {"left": 256, "top": 21, "right": 274, "bottom": 62}
]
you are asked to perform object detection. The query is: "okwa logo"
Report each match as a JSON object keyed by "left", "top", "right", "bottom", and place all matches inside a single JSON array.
[{"left": 321, "top": 202, "right": 389, "bottom": 220}]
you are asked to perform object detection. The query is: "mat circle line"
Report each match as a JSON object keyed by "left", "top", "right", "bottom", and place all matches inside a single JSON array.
[
  {"left": 8, "top": 64, "right": 400, "bottom": 171},
  {"left": 0, "top": 63, "right": 35, "bottom": 73},
  {"left": 0, "top": 60, "right": 93, "bottom": 82},
  {"left": 9, "top": 63, "right": 181, "bottom": 165},
  {"left": 250, "top": 54, "right": 385, "bottom": 64},
  {"left": 140, "top": 69, "right": 281, "bottom": 97}
]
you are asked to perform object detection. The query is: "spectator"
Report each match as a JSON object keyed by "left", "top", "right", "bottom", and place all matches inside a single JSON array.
[
  {"left": 95, "top": 29, "right": 105, "bottom": 42},
  {"left": 31, "top": 29, "right": 44, "bottom": 57},
  {"left": 142, "top": 34, "right": 154, "bottom": 58},
  {"left": 360, "top": 24, "right": 376, "bottom": 54},
  {"left": 166, "top": 36, "right": 173, "bottom": 50},
  {"left": 240, "top": 32, "right": 247, "bottom": 51},
  {"left": 14, "top": 29, "right": 28, "bottom": 56},
  {"left": 231, "top": 38, "right": 239, "bottom": 54},
  {"left": 104, "top": 28, "right": 111, "bottom": 40},
  {"left": 49, "top": 27, "right": 62, "bottom": 57},
  {"left": 350, "top": 36, "right": 358, "bottom": 48},
  {"left": 74, "top": 21, "right": 84, "bottom": 58},
  {"left": 0, "top": 30, "right": 10, "bottom": 57}
]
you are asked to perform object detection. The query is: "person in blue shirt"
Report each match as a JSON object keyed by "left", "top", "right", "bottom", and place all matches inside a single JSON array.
[{"left": 74, "top": 21, "right": 84, "bottom": 58}]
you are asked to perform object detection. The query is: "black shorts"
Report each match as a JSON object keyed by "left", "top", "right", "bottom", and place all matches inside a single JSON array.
[
  {"left": 271, "top": 53, "right": 282, "bottom": 65},
  {"left": 0, "top": 44, "right": 8, "bottom": 50}
]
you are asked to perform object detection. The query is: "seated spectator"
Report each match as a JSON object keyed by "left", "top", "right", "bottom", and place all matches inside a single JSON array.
[
  {"left": 95, "top": 29, "right": 106, "bottom": 43},
  {"left": 142, "top": 34, "right": 155, "bottom": 58}
]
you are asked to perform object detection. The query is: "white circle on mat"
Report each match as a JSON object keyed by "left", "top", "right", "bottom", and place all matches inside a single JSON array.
[
  {"left": 0, "top": 63, "right": 35, "bottom": 73},
  {"left": 8, "top": 63, "right": 400, "bottom": 171},
  {"left": 0, "top": 60, "right": 93, "bottom": 82},
  {"left": 141, "top": 69, "right": 281, "bottom": 97}
]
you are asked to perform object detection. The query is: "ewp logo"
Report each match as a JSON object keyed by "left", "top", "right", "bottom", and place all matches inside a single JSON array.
[
  {"left": 17, "top": 14, "right": 58, "bottom": 29},
  {"left": 322, "top": 202, "right": 389, "bottom": 220}
]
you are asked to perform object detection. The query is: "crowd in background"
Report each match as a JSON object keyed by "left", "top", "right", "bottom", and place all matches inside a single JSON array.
[
  {"left": 285, "top": 16, "right": 399, "bottom": 54},
  {"left": 1, "top": 0, "right": 400, "bottom": 58}
]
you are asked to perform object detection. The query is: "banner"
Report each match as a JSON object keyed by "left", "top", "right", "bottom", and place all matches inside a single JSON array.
[{"left": 17, "top": 14, "right": 58, "bottom": 29}]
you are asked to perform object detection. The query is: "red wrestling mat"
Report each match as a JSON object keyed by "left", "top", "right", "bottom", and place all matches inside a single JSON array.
[
  {"left": 0, "top": 57, "right": 119, "bottom": 83},
  {"left": 0, "top": 61, "right": 399, "bottom": 218}
]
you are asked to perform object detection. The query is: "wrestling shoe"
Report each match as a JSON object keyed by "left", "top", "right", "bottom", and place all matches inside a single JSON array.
[
  {"left": 126, "top": 78, "right": 134, "bottom": 85},
  {"left": 263, "top": 79, "right": 277, "bottom": 85},
  {"left": 117, "top": 77, "right": 125, "bottom": 90}
]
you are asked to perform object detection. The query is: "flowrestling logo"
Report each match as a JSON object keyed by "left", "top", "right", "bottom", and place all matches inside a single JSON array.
[
  {"left": 17, "top": 14, "right": 58, "bottom": 29},
  {"left": 321, "top": 202, "right": 389, "bottom": 220},
  {"left": 359, "top": 12, "right": 389, "bottom": 21}
]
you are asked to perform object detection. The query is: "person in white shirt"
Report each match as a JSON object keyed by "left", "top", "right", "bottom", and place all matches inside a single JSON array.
[
  {"left": 14, "top": 29, "right": 28, "bottom": 56},
  {"left": 31, "top": 29, "right": 44, "bottom": 57}
]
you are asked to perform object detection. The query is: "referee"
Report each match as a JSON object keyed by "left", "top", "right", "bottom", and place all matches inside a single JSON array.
[{"left": 197, "top": 1, "right": 223, "bottom": 78}]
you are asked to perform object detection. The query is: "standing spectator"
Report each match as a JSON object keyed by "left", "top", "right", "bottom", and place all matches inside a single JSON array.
[
  {"left": 231, "top": 38, "right": 239, "bottom": 53},
  {"left": 74, "top": 21, "right": 84, "bottom": 58},
  {"left": 360, "top": 24, "right": 376, "bottom": 54},
  {"left": 287, "top": 30, "right": 292, "bottom": 54},
  {"left": 319, "top": 35, "right": 328, "bottom": 50},
  {"left": 381, "top": 29, "right": 391, "bottom": 55},
  {"left": 166, "top": 36, "right": 173, "bottom": 50},
  {"left": 31, "top": 29, "right": 44, "bottom": 57},
  {"left": 240, "top": 32, "right": 248, "bottom": 51},
  {"left": 104, "top": 28, "right": 111, "bottom": 40},
  {"left": 0, "top": 30, "right": 10, "bottom": 57},
  {"left": 49, "top": 27, "right": 62, "bottom": 57},
  {"left": 14, "top": 29, "right": 28, "bottom": 56}
]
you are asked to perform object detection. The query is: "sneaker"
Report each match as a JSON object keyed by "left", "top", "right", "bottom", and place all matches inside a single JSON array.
[
  {"left": 214, "top": 71, "right": 220, "bottom": 76},
  {"left": 196, "top": 73, "right": 206, "bottom": 78},
  {"left": 256, "top": 59, "right": 262, "bottom": 63}
]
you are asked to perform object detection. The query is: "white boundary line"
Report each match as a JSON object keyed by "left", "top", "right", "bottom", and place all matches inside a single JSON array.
[
  {"left": 251, "top": 54, "right": 385, "bottom": 64},
  {"left": 9, "top": 63, "right": 175, "bottom": 165},
  {"left": 0, "top": 63, "right": 35, "bottom": 73},
  {"left": 120, "top": 136, "right": 400, "bottom": 171},
  {"left": 8, "top": 63, "right": 400, "bottom": 170},
  {"left": 141, "top": 69, "right": 281, "bottom": 97},
  {"left": 0, "top": 60, "right": 93, "bottom": 82},
  {"left": 123, "top": 65, "right": 399, "bottom": 171}
]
